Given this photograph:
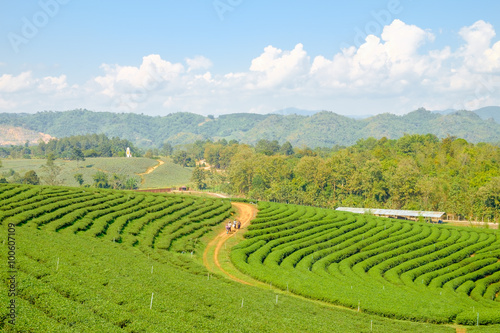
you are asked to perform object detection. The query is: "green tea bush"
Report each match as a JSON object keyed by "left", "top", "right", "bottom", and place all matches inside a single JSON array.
[{"left": 231, "top": 201, "right": 500, "bottom": 325}]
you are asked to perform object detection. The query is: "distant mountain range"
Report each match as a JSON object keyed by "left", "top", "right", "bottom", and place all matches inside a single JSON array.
[
  {"left": 431, "top": 106, "right": 500, "bottom": 123},
  {"left": 0, "top": 107, "right": 499, "bottom": 148},
  {"left": 272, "top": 106, "right": 500, "bottom": 122},
  {"left": 271, "top": 107, "right": 321, "bottom": 117},
  {"left": 271, "top": 107, "right": 374, "bottom": 119},
  {"left": 468, "top": 106, "right": 500, "bottom": 123}
]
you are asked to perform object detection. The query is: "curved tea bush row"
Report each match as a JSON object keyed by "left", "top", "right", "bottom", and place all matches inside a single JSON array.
[
  {"left": 1, "top": 190, "right": 96, "bottom": 223},
  {"left": 232, "top": 202, "right": 500, "bottom": 325},
  {"left": 5, "top": 191, "right": 99, "bottom": 226},
  {"left": 67, "top": 194, "right": 149, "bottom": 234},
  {"left": 44, "top": 195, "right": 131, "bottom": 233},
  {"left": 0, "top": 183, "right": 233, "bottom": 256}
]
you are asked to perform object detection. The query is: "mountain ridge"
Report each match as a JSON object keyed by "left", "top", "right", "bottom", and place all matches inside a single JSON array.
[{"left": 0, "top": 108, "right": 499, "bottom": 148}]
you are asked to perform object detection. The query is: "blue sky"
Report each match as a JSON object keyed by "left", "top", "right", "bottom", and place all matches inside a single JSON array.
[{"left": 1, "top": 0, "right": 500, "bottom": 116}]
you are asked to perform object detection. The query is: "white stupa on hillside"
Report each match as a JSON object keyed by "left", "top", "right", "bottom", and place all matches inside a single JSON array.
[{"left": 126, "top": 147, "right": 132, "bottom": 158}]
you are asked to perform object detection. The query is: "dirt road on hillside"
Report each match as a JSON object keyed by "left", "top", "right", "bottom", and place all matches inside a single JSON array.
[
  {"left": 137, "top": 159, "right": 165, "bottom": 185},
  {"left": 203, "top": 202, "right": 257, "bottom": 285},
  {"left": 138, "top": 159, "right": 165, "bottom": 176}
]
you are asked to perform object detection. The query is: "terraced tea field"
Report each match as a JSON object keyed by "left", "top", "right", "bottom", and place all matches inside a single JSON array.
[
  {"left": 0, "top": 183, "right": 231, "bottom": 254},
  {"left": 232, "top": 202, "right": 500, "bottom": 326},
  {"left": 0, "top": 183, "right": 497, "bottom": 331}
]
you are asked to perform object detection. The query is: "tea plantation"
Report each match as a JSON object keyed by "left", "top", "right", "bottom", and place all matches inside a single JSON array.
[
  {"left": 231, "top": 202, "right": 500, "bottom": 326},
  {"left": 0, "top": 184, "right": 496, "bottom": 331}
]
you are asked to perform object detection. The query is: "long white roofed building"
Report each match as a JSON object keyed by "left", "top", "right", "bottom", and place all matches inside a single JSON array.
[{"left": 336, "top": 207, "right": 445, "bottom": 222}]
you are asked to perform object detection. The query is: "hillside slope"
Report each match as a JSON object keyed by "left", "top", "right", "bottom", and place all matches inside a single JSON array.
[
  {"left": 0, "top": 125, "right": 53, "bottom": 146},
  {"left": 474, "top": 106, "right": 500, "bottom": 123}
]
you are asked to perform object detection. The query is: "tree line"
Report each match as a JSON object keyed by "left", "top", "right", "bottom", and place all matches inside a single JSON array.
[{"left": 185, "top": 135, "right": 500, "bottom": 220}]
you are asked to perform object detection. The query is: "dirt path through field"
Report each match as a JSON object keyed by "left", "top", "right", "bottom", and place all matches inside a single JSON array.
[
  {"left": 203, "top": 202, "right": 257, "bottom": 285},
  {"left": 138, "top": 159, "right": 164, "bottom": 176},
  {"left": 137, "top": 159, "right": 164, "bottom": 184}
]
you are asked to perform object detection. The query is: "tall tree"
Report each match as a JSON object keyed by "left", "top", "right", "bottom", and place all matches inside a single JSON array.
[
  {"left": 74, "top": 173, "right": 84, "bottom": 186},
  {"left": 173, "top": 151, "right": 194, "bottom": 167},
  {"left": 124, "top": 177, "right": 139, "bottom": 190},
  {"left": 40, "top": 154, "right": 62, "bottom": 186},
  {"left": 23, "top": 170, "right": 40, "bottom": 185},
  {"left": 255, "top": 139, "right": 280, "bottom": 156},
  {"left": 93, "top": 171, "right": 109, "bottom": 188},
  {"left": 161, "top": 142, "right": 173, "bottom": 157},
  {"left": 280, "top": 141, "right": 294, "bottom": 156},
  {"left": 71, "top": 147, "right": 85, "bottom": 162},
  {"left": 191, "top": 166, "right": 207, "bottom": 190}
]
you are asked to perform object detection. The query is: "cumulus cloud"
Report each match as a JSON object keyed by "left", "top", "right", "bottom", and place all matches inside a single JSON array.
[
  {"left": 38, "top": 75, "right": 68, "bottom": 93},
  {"left": 310, "top": 19, "right": 438, "bottom": 93},
  {"left": 0, "top": 71, "right": 35, "bottom": 93},
  {"left": 459, "top": 20, "right": 500, "bottom": 72},
  {"left": 0, "top": 72, "right": 70, "bottom": 95},
  {"left": 95, "top": 54, "right": 184, "bottom": 98},
  {"left": 248, "top": 43, "right": 310, "bottom": 89},
  {"left": 92, "top": 54, "right": 186, "bottom": 110},
  {"left": 1, "top": 20, "right": 500, "bottom": 115},
  {"left": 186, "top": 56, "right": 213, "bottom": 72}
]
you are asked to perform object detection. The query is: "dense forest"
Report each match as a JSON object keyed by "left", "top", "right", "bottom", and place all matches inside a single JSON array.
[
  {"left": 0, "top": 108, "right": 499, "bottom": 148},
  {"left": 185, "top": 135, "right": 500, "bottom": 220}
]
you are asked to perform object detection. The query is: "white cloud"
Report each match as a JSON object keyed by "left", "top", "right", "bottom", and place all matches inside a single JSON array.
[
  {"left": 186, "top": 56, "right": 213, "bottom": 72},
  {"left": 382, "top": 19, "right": 434, "bottom": 62},
  {"left": 248, "top": 43, "right": 310, "bottom": 89},
  {"left": 94, "top": 54, "right": 184, "bottom": 99},
  {"left": 459, "top": 20, "right": 500, "bottom": 72},
  {"left": 0, "top": 71, "right": 34, "bottom": 93},
  {"left": 1, "top": 20, "right": 500, "bottom": 116},
  {"left": 0, "top": 97, "right": 18, "bottom": 109},
  {"left": 310, "top": 19, "right": 439, "bottom": 94},
  {"left": 162, "top": 96, "right": 174, "bottom": 108},
  {"left": 0, "top": 72, "right": 69, "bottom": 97},
  {"left": 38, "top": 75, "right": 68, "bottom": 93}
]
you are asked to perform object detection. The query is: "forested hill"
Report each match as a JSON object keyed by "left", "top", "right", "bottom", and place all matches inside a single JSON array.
[{"left": 0, "top": 108, "right": 499, "bottom": 148}]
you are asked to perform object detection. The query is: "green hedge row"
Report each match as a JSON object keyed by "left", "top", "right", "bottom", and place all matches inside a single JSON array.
[{"left": 231, "top": 201, "right": 500, "bottom": 325}]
